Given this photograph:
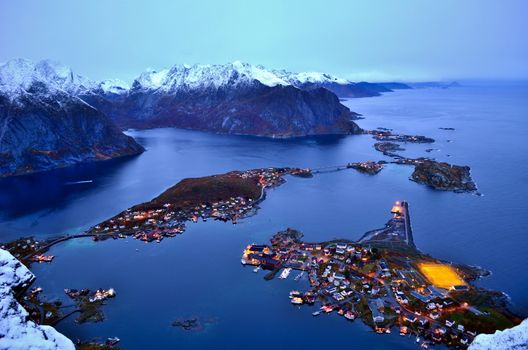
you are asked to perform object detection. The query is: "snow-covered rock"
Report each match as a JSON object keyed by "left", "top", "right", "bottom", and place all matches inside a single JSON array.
[
  {"left": 273, "top": 69, "right": 350, "bottom": 86},
  {"left": 132, "top": 61, "right": 289, "bottom": 92},
  {"left": 0, "top": 59, "right": 95, "bottom": 98},
  {"left": 98, "top": 78, "right": 129, "bottom": 95},
  {"left": 0, "top": 249, "right": 75, "bottom": 350},
  {"left": 130, "top": 61, "right": 357, "bottom": 93},
  {"left": 469, "top": 319, "right": 528, "bottom": 350}
]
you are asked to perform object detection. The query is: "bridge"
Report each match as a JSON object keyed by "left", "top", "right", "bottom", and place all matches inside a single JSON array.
[{"left": 310, "top": 164, "right": 350, "bottom": 174}]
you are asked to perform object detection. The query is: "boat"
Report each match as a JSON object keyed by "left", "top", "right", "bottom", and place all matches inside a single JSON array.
[
  {"left": 344, "top": 311, "right": 355, "bottom": 320},
  {"left": 320, "top": 305, "right": 333, "bottom": 313},
  {"left": 279, "top": 267, "right": 292, "bottom": 279},
  {"left": 294, "top": 271, "right": 305, "bottom": 281},
  {"left": 253, "top": 266, "right": 260, "bottom": 273},
  {"left": 416, "top": 337, "right": 421, "bottom": 343},
  {"left": 289, "top": 290, "right": 301, "bottom": 298},
  {"left": 312, "top": 311, "right": 320, "bottom": 316},
  {"left": 31, "top": 254, "right": 54, "bottom": 263},
  {"left": 65, "top": 180, "right": 93, "bottom": 185},
  {"left": 291, "top": 297, "right": 303, "bottom": 305},
  {"left": 106, "top": 337, "right": 120, "bottom": 346},
  {"left": 241, "top": 259, "right": 247, "bottom": 265}
]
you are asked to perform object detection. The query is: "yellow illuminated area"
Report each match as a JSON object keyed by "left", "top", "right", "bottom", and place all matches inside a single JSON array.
[
  {"left": 418, "top": 262, "right": 466, "bottom": 289},
  {"left": 391, "top": 201, "right": 402, "bottom": 215}
]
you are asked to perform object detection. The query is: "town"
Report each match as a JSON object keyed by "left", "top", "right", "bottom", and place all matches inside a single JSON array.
[
  {"left": 241, "top": 202, "right": 520, "bottom": 349},
  {"left": 89, "top": 167, "right": 312, "bottom": 242}
]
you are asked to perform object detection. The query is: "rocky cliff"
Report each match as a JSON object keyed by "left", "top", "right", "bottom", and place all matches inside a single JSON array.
[
  {"left": 82, "top": 62, "right": 363, "bottom": 137},
  {"left": 0, "top": 59, "right": 144, "bottom": 177},
  {"left": 469, "top": 318, "right": 528, "bottom": 349}
]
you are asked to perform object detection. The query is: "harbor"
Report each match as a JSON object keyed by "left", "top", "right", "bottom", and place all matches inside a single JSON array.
[{"left": 241, "top": 201, "right": 521, "bottom": 349}]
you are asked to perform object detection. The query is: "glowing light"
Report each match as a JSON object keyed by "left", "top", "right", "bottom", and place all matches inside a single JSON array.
[{"left": 418, "top": 262, "right": 466, "bottom": 289}]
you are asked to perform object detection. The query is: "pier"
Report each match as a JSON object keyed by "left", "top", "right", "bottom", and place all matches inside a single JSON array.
[{"left": 358, "top": 200, "right": 415, "bottom": 248}]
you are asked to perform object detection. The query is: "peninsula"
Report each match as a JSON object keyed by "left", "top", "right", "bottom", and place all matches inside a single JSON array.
[{"left": 241, "top": 202, "right": 521, "bottom": 348}]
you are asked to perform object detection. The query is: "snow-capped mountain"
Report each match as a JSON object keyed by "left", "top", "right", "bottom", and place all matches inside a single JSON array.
[
  {"left": 127, "top": 62, "right": 401, "bottom": 98},
  {"left": 0, "top": 249, "right": 75, "bottom": 349},
  {"left": 0, "top": 59, "right": 144, "bottom": 177},
  {"left": 0, "top": 58, "right": 96, "bottom": 97},
  {"left": 0, "top": 58, "right": 365, "bottom": 167},
  {"left": 131, "top": 61, "right": 290, "bottom": 92},
  {"left": 469, "top": 318, "right": 528, "bottom": 349},
  {"left": 273, "top": 68, "right": 411, "bottom": 98},
  {"left": 273, "top": 69, "right": 350, "bottom": 86},
  {"left": 98, "top": 78, "right": 130, "bottom": 95},
  {"left": 80, "top": 61, "right": 362, "bottom": 137},
  {"left": 0, "top": 58, "right": 407, "bottom": 100}
]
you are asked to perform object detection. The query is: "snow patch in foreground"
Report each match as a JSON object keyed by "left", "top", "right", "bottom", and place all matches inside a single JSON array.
[
  {"left": 469, "top": 318, "right": 528, "bottom": 350},
  {"left": 0, "top": 249, "right": 75, "bottom": 350}
]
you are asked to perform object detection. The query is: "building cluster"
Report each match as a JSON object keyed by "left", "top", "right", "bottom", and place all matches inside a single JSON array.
[
  {"left": 369, "top": 130, "right": 435, "bottom": 144},
  {"left": 30, "top": 254, "right": 54, "bottom": 263},
  {"left": 347, "top": 161, "right": 384, "bottom": 174},
  {"left": 90, "top": 168, "right": 305, "bottom": 243},
  {"left": 2, "top": 238, "right": 47, "bottom": 262},
  {"left": 65, "top": 288, "right": 116, "bottom": 303},
  {"left": 241, "top": 204, "right": 481, "bottom": 349}
]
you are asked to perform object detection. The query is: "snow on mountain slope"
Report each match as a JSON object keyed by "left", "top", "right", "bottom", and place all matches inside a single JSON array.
[
  {"left": 0, "top": 58, "right": 357, "bottom": 98},
  {"left": 132, "top": 61, "right": 290, "bottom": 91},
  {"left": 0, "top": 59, "right": 95, "bottom": 97},
  {"left": 130, "top": 61, "right": 356, "bottom": 92},
  {"left": 273, "top": 69, "right": 350, "bottom": 86},
  {"left": 98, "top": 78, "right": 130, "bottom": 94},
  {"left": 0, "top": 249, "right": 75, "bottom": 350},
  {"left": 469, "top": 319, "right": 528, "bottom": 350}
]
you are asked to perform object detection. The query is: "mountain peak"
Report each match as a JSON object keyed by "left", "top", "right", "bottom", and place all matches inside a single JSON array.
[
  {"left": 0, "top": 58, "right": 95, "bottom": 96},
  {"left": 132, "top": 62, "right": 290, "bottom": 92}
]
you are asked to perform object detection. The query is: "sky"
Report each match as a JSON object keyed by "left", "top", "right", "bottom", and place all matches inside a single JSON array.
[{"left": 0, "top": 0, "right": 527, "bottom": 82}]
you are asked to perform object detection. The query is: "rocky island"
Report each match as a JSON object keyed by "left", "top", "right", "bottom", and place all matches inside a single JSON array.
[
  {"left": 369, "top": 130, "right": 435, "bottom": 144},
  {"left": 241, "top": 202, "right": 522, "bottom": 349},
  {"left": 410, "top": 160, "right": 477, "bottom": 193},
  {"left": 367, "top": 127, "right": 478, "bottom": 194},
  {"left": 374, "top": 142, "right": 406, "bottom": 157},
  {"left": 347, "top": 161, "right": 385, "bottom": 175}
]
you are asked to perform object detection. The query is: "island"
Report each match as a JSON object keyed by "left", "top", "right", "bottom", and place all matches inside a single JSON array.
[
  {"left": 88, "top": 167, "right": 312, "bottom": 240},
  {"left": 241, "top": 202, "right": 522, "bottom": 349},
  {"left": 367, "top": 127, "right": 478, "bottom": 194},
  {"left": 409, "top": 160, "right": 477, "bottom": 193},
  {"left": 374, "top": 142, "right": 406, "bottom": 157},
  {"left": 368, "top": 130, "right": 435, "bottom": 144},
  {"left": 346, "top": 161, "right": 385, "bottom": 175}
]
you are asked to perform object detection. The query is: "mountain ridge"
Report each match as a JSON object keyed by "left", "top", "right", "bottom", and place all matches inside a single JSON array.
[{"left": 0, "top": 59, "right": 144, "bottom": 177}]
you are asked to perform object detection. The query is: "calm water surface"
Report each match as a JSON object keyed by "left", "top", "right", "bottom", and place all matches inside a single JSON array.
[{"left": 0, "top": 85, "right": 527, "bottom": 349}]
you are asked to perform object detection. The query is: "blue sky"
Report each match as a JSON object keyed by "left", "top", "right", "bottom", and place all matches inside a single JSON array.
[{"left": 1, "top": 0, "right": 527, "bottom": 82}]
